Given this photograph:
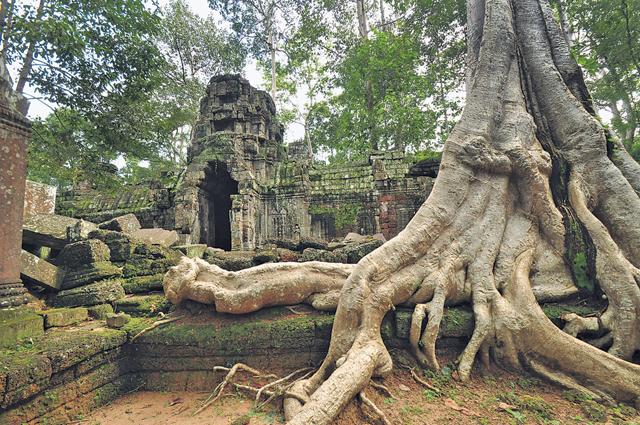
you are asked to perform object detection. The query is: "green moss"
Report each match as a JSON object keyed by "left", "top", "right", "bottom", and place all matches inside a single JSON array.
[
  {"left": 309, "top": 203, "right": 360, "bottom": 230},
  {"left": 114, "top": 295, "right": 172, "bottom": 317}
]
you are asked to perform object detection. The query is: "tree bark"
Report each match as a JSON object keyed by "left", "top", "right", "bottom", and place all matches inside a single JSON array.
[
  {"left": 166, "top": 0, "right": 640, "bottom": 422},
  {"left": 15, "top": 0, "right": 46, "bottom": 99}
]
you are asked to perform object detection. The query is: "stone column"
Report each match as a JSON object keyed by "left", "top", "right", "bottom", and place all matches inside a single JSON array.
[{"left": 0, "top": 56, "right": 30, "bottom": 308}]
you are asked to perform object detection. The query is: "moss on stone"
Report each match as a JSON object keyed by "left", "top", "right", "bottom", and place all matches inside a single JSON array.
[
  {"left": 121, "top": 274, "right": 165, "bottom": 294},
  {"left": 114, "top": 295, "right": 172, "bottom": 317}
]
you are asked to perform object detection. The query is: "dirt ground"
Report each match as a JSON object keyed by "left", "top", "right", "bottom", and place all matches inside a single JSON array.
[{"left": 84, "top": 356, "right": 640, "bottom": 425}]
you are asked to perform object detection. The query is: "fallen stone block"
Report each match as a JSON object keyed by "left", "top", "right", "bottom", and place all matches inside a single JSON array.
[
  {"left": 20, "top": 250, "right": 65, "bottom": 290},
  {"left": 298, "top": 236, "right": 328, "bottom": 250},
  {"left": 114, "top": 294, "right": 171, "bottom": 317},
  {"left": 204, "top": 250, "right": 255, "bottom": 271},
  {"left": 87, "top": 304, "right": 114, "bottom": 320},
  {"left": 58, "top": 239, "right": 110, "bottom": 268},
  {"left": 98, "top": 214, "right": 141, "bottom": 234},
  {"left": 87, "top": 230, "right": 136, "bottom": 262},
  {"left": 122, "top": 274, "right": 165, "bottom": 294},
  {"left": 0, "top": 308, "right": 44, "bottom": 348},
  {"left": 51, "top": 279, "right": 125, "bottom": 308},
  {"left": 61, "top": 262, "right": 122, "bottom": 290},
  {"left": 253, "top": 249, "right": 278, "bottom": 264},
  {"left": 130, "top": 228, "right": 179, "bottom": 247},
  {"left": 173, "top": 244, "right": 207, "bottom": 258},
  {"left": 66, "top": 219, "right": 96, "bottom": 242},
  {"left": 23, "top": 214, "right": 96, "bottom": 250},
  {"left": 335, "top": 239, "right": 383, "bottom": 263},
  {"left": 105, "top": 313, "right": 130, "bottom": 329},
  {"left": 300, "top": 248, "right": 348, "bottom": 263},
  {"left": 41, "top": 307, "right": 88, "bottom": 328}
]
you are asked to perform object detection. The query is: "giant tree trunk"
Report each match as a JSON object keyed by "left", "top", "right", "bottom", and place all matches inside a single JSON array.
[{"left": 165, "top": 0, "right": 640, "bottom": 422}]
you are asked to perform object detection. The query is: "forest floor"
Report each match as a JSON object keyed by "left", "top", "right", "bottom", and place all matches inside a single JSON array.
[{"left": 84, "top": 351, "right": 640, "bottom": 425}]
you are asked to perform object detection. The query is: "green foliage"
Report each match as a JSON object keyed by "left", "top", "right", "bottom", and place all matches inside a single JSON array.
[
  {"left": 22, "top": 0, "right": 245, "bottom": 189},
  {"left": 309, "top": 31, "right": 438, "bottom": 160},
  {"left": 309, "top": 204, "right": 360, "bottom": 230},
  {"left": 4, "top": 0, "right": 162, "bottom": 114},
  {"left": 561, "top": 0, "right": 640, "bottom": 157}
]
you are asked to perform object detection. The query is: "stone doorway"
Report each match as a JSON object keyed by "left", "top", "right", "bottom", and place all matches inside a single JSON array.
[{"left": 198, "top": 162, "right": 238, "bottom": 250}]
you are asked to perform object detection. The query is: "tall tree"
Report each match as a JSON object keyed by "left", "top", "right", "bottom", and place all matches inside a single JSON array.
[
  {"left": 1, "top": 0, "right": 162, "bottom": 115},
  {"left": 559, "top": 0, "right": 639, "bottom": 157},
  {"left": 209, "top": 0, "right": 292, "bottom": 101},
  {"left": 166, "top": 0, "right": 640, "bottom": 423}
]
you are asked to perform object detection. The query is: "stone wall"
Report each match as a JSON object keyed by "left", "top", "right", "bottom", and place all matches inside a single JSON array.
[
  {"left": 24, "top": 180, "right": 57, "bottom": 220},
  {"left": 57, "top": 75, "right": 440, "bottom": 250}
]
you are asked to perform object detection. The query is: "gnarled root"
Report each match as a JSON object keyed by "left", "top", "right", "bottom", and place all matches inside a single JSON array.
[{"left": 163, "top": 257, "right": 353, "bottom": 313}]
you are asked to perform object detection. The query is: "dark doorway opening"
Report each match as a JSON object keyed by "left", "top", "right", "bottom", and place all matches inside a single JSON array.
[{"left": 198, "top": 162, "right": 238, "bottom": 250}]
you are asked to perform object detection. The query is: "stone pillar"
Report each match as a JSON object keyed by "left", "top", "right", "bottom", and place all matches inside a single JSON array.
[{"left": 0, "top": 56, "right": 30, "bottom": 308}]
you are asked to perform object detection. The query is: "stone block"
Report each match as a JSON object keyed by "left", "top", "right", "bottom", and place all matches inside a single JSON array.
[
  {"left": 98, "top": 213, "right": 141, "bottom": 234},
  {"left": 205, "top": 251, "right": 254, "bottom": 271},
  {"left": 114, "top": 294, "right": 171, "bottom": 317},
  {"left": 23, "top": 180, "right": 56, "bottom": 220},
  {"left": 299, "top": 248, "right": 347, "bottom": 263},
  {"left": 41, "top": 307, "right": 88, "bottom": 328},
  {"left": 23, "top": 214, "right": 95, "bottom": 250},
  {"left": 61, "top": 262, "right": 122, "bottom": 290},
  {"left": 87, "top": 304, "right": 114, "bottom": 320},
  {"left": 58, "top": 239, "right": 110, "bottom": 267},
  {"left": 298, "top": 236, "right": 328, "bottom": 250},
  {"left": 66, "top": 219, "right": 96, "bottom": 242},
  {"left": 0, "top": 308, "right": 44, "bottom": 348},
  {"left": 106, "top": 313, "right": 130, "bottom": 329},
  {"left": 172, "top": 244, "right": 207, "bottom": 258},
  {"left": 130, "top": 228, "right": 179, "bottom": 247},
  {"left": 335, "top": 239, "right": 384, "bottom": 263},
  {"left": 20, "top": 250, "right": 64, "bottom": 290},
  {"left": 121, "top": 274, "right": 164, "bottom": 294},
  {"left": 253, "top": 249, "right": 278, "bottom": 264},
  {"left": 87, "top": 230, "right": 135, "bottom": 262},
  {"left": 52, "top": 279, "right": 125, "bottom": 307}
]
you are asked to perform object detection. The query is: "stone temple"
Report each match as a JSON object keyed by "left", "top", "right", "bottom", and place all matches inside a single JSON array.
[{"left": 57, "top": 75, "right": 440, "bottom": 250}]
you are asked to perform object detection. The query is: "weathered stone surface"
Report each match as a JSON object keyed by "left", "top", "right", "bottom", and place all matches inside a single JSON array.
[
  {"left": 114, "top": 294, "right": 171, "bottom": 317},
  {"left": 58, "top": 239, "right": 110, "bottom": 267},
  {"left": 337, "top": 239, "right": 384, "bottom": 263},
  {"left": 61, "top": 262, "right": 122, "bottom": 290},
  {"left": 52, "top": 279, "right": 126, "bottom": 307},
  {"left": 0, "top": 76, "right": 30, "bottom": 309},
  {"left": 342, "top": 232, "right": 368, "bottom": 244},
  {"left": 266, "top": 238, "right": 300, "bottom": 251},
  {"left": 98, "top": 213, "right": 141, "bottom": 234},
  {"left": 23, "top": 180, "right": 56, "bottom": 220},
  {"left": 0, "top": 308, "right": 44, "bottom": 348},
  {"left": 299, "top": 248, "right": 348, "bottom": 263},
  {"left": 42, "top": 307, "right": 88, "bottom": 328},
  {"left": 130, "top": 228, "right": 179, "bottom": 247},
  {"left": 205, "top": 250, "right": 255, "bottom": 271},
  {"left": 121, "top": 274, "right": 164, "bottom": 294},
  {"left": 67, "top": 219, "right": 96, "bottom": 242},
  {"left": 276, "top": 248, "right": 300, "bottom": 262},
  {"left": 20, "top": 250, "right": 64, "bottom": 290},
  {"left": 253, "top": 249, "right": 278, "bottom": 264},
  {"left": 173, "top": 244, "right": 207, "bottom": 258},
  {"left": 23, "top": 214, "right": 97, "bottom": 250},
  {"left": 106, "top": 313, "right": 130, "bottom": 329},
  {"left": 122, "top": 258, "right": 176, "bottom": 278},
  {"left": 298, "top": 236, "right": 328, "bottom": 250},
  {"left": 88, "top": 229, "right": 136, "bottom": 261},
  {"left": 87, "top": 304, "right": 114, "bottom": 320}
]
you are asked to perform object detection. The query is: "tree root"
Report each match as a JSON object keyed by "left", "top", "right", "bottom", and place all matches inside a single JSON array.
[
  {"left": 130, "top": 315, "right": 183, "bottom": 342},
  {"left": 369, "top": 380, "right": 397, "bottom": 400},
  {"left": 409, "top": 368, "right": 440, "bottom": 393},
  {"left": 195, "top": 363, "right": 315, "bottom": 416},
  {"left": 359, "top": 390, "right": 392, "bottom": 425}
]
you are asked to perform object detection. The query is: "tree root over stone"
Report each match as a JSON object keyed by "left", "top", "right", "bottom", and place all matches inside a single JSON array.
[{"left": 163, "top": 0, "right": 640, "bottom": 422}]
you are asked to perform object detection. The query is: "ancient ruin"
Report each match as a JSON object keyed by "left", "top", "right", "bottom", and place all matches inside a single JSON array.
[{"left": 57, "top": 75, "right": 439, "bottom": 250}]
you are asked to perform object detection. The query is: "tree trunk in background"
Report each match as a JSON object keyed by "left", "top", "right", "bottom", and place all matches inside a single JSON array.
[
  {"left": 15, "top": 0, "right": 46, "bottom": 108},
  {"left": 167, "top": 0, "right": 640, "bottom": 423}
]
